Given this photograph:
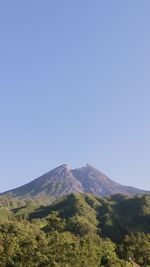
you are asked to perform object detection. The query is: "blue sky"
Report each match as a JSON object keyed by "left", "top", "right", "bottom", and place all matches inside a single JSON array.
[{"left": 0, "top": 1, "right": 150, "bottom": 192}]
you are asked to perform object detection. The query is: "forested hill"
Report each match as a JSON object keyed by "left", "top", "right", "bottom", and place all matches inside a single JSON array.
[{"left": 0, "top": 193, "right": 150, "bottom": 266}]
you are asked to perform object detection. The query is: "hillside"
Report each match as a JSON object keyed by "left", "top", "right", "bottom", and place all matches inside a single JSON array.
[
  {"left": 17, "top": 193, "right": 150, "bottom": 243},
  {"left": 1, "top": 164, "right": 149, "bottom": 199},
  {"left": 0, "top": 193, "right": 150, "bottom": 266}
]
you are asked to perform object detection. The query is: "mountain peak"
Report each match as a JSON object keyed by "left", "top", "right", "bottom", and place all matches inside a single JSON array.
[
  {"left": 85, "top": 163, "right": 94, "bottom": 169},
  {"left": 85, "top": 164, "right": 99, "bottom": 170},
  {"left": 52, "top": 164, "right": 71, "bottom": 173},
  {"left": 1, "top": 164, "right": 149, "bottom": 198},
  {"left": 60, "top": 163, "right": 70, "bottom": 169}
]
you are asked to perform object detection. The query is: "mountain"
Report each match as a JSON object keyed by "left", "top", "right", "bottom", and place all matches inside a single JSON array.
[{"left": 1, "top": 164, "right": 149, "bottom": 198}]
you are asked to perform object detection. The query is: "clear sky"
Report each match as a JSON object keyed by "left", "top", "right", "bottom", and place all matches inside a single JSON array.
[{"left": 0, "top": 1, "right": 150, "bottom": 192}]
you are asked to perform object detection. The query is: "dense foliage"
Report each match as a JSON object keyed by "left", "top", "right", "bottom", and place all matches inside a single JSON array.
[{"left": 0, "top": 193, "right": 150, "bottom": 266}]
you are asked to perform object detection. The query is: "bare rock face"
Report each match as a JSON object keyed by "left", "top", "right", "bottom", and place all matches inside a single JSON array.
[{"left": 1, "top": 164, "right": 149, "bottom": 198}]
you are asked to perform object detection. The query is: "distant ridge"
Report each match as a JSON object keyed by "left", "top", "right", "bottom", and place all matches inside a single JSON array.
[{"left": 1, "top": 164, "right": 149, "bottom": 198}]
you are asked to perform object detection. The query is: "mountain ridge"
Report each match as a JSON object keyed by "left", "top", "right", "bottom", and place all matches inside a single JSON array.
[{"left": 1, "top": 163, "right": 149, "bottom": 198}]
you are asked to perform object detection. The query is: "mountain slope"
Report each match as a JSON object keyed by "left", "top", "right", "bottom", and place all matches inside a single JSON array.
[
  {"left": 72, "top": 164, "right": 148, "bottom": 196},
  {"left": 11, "top": 193, "right": 150, "bottom": 243},
  {"left": 2, "top": 193, "right": 150, "bottom": 266},
  {"left": 1, "top": 164, "right": 149, "bottom": 198}
]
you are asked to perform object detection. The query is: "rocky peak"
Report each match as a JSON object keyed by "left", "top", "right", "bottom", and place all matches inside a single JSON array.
[
  {"left": 1, "top": 163, "right": 149, "bottom": 198},
  {"left": 51, "top": 164, "right": 71, "bottom": 175}
]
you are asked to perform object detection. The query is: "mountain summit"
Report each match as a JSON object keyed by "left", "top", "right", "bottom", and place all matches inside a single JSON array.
[{"left": 1, "top": 164, "right": 149, "bottom": 198}]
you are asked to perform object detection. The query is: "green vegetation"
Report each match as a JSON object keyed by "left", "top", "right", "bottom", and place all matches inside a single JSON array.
[{"left": 0, "top": 193, "right": 150, "bottom": 266}]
